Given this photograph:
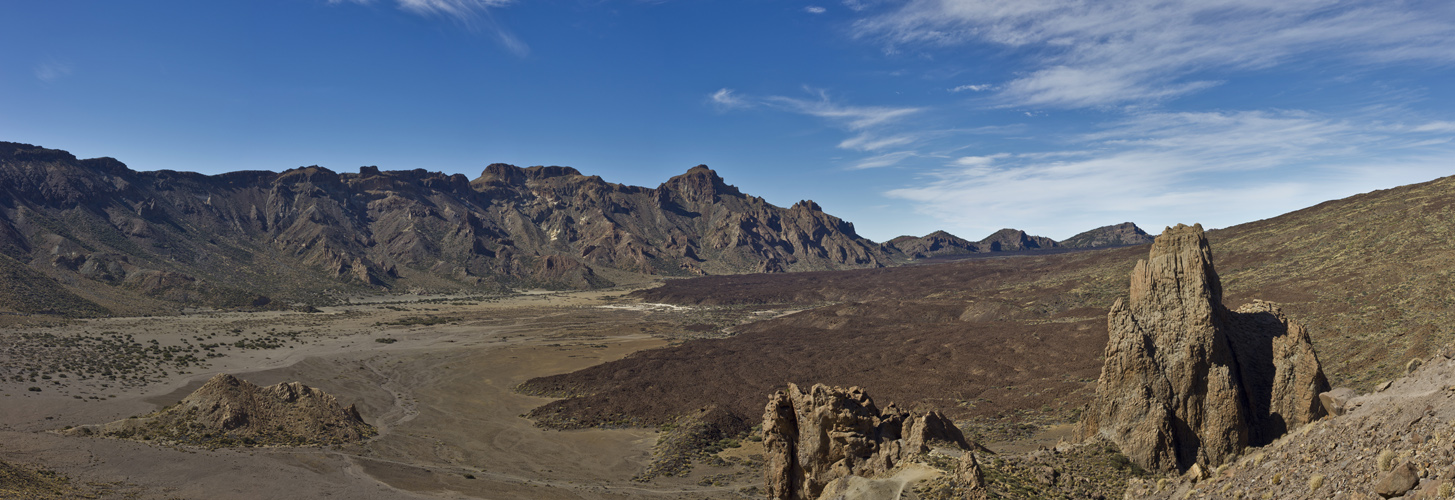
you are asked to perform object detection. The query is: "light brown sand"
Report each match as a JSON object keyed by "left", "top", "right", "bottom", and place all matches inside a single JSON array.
[{"left": 0, "top": 288, "right": 756, "bottom": 499}]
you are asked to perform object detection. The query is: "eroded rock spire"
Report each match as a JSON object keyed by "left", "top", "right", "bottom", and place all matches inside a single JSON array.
[{"left": 1079, "top": 223, "right": 1329, "bottom": 472}]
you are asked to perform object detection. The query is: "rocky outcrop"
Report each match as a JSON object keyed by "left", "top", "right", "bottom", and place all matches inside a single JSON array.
[
  {"left": 762, "top": 383, "right": 981, "bottom": 500},
  {"left": 1079, "top": 223, "right": 1329, "bottom": 472},
  {"left": 1125, "top": 347, "right": 1455, "bottom": 500},
  {"left": 0, "top": 142, "right": 891, "bottom": 313},
  {"left": 67, "top": 373, "right": 374, "bottom": 446},
  {"left": 1058, "top": 222, "right": 1154, "bottom": 249}
]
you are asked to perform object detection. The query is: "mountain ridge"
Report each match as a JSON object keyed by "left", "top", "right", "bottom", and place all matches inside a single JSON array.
[{"left": 0, "top": 141, "right": 892, "bottom": 314}]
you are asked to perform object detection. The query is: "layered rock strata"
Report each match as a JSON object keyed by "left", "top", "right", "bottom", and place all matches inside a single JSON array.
[
  {"left": 762, "top": 383, "right": 982, "bottom": 500},
  {"left": 1079, "top": 223, "right": 1329, "bottom": 472}
]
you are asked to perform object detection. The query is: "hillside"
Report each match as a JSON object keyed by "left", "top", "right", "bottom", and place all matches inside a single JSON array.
[
  {"left": 523, "top": 174, "right": 1455, "bottom": 446},
  {"left": 0, "top": 142, "right": 890, "bottom": 315}
]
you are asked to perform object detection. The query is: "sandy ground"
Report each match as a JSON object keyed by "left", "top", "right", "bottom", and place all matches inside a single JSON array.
[{"left": 0, "top": 288, "right": 758, "bottom": 499}]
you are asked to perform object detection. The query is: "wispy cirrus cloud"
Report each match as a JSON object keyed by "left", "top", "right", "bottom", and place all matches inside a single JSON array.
[
  {"left": 885, "top": 109, "right": 1455, "bottom": 238},
  {"left": 330, "top": 0, "right": 527, "bottom": 56},
  {"left": 853, "top": 0, "right": 1455, "bottom": 108},
  {"left": 709, "top": 87, "right": 928, "bottom": 166},
  {"left": 34, "top": 60, "right": 73, "bottom": 83}
]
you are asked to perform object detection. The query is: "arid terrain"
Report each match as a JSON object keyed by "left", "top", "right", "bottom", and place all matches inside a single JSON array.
[
  {"left": 0, "top": 288, "right": 790, "bottom": 499},
  {"left": 2, "top": 158, "right": 1454, "bottom": 499}
]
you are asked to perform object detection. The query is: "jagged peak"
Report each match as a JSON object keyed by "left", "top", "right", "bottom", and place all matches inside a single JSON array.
[
  {"left": 658, "top": 164, "right": 743, "bottom": 202},
  {"left": 523, "top": 165, "right": 583, "bottom": 180},
  {"left": 790, "top": 200, "right": 821, "bottom": 211}
]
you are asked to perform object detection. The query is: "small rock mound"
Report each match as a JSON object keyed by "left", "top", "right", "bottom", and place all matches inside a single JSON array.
[
  {"left": 762, "top": 383, "right": 988, "bottom": 500},
  {"left": 1079, "top": 223, "right": 1329, "bottom": 472},
  {"left": 66, "top": 373, "right": 374, "bottom": 447}
]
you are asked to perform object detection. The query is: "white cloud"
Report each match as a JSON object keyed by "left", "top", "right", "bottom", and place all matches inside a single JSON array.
[
  {"left": 709, "top": 88, "right": 751, "bottom": 110},
  {"left": 763, "top": 90, "right": 923, "bottom": 130},
  {"left": 34, "top": 61, "right": 72, "bottom": 83},
  {"left": 885, "top": 109, "right": 1455, "bottom": 239},
  {"left": 805, "top": 6, "right": 827, "bottom": 14},
  {"left": 1411, "top": 121, "right": 1455, "bottom": 133},
  {"left": 397, "top": 0, "right": 514, "bottom": 18},
  {"left": 710, "top": 87, "right": 931, "bottom": 165},
  {"left": 851, "top": 151, "right": 918, "bottom": 170},
  {"left": 853, "top": 0, "right": 1455, "bottom": 108},
  {"left": 331, "top": 0, "right": 527, "bottom": 56},
  {"left": 949, "top": 83, "right": 993, "bottom": 93}
]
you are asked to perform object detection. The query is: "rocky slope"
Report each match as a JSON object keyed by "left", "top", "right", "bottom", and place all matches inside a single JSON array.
[
  {"left": 65, "top": 373, "right": 374, "bottom": 447},
  {"left": 0, "top": 142, "right": 889, "bottom": 314},
  {"left": 1059, "top": 222, "right": 1154, "bottom": 249},
  {"left": 1079, "top": 224, "right": 1329, "bottom": 472},
  {"left": 1131, "top": 347, "right": 1455, "bottom": 500}
]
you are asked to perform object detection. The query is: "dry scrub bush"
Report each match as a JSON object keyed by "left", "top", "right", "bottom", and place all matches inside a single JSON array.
[{"left": 1379, "top": 449, "right": 1397, "bottom": 471}]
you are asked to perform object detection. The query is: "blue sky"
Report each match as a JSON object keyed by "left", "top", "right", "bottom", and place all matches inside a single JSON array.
[{"left": 4, "top": 0, "right": 1455, "bottom": 241}]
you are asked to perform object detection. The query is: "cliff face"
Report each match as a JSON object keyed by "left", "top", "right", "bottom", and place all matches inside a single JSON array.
[
  {"left": 0, "top": 142, "right": 889, "bottom": 312},
  {"left": 1079, "top": 224, "right": 1329, "bottom": 472}
]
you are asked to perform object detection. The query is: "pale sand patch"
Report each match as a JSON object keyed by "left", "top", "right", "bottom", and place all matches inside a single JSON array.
[{"left": 0, "top": 288, "right": 755, "bottom": 499}]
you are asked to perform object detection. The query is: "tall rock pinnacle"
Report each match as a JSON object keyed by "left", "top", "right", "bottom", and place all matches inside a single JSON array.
[{"left": 1079, "top": 223, "right": 1329, "bottom": 472}]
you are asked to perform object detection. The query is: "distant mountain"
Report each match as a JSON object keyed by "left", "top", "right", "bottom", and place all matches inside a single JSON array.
[
  {"left": 886, "top": 228, "right": 1062, "bottom": 259},
  {"left": 978, "top": 228, "right": 1059, "bottom": 252},
  {"left": 1059, "top": 222, "right": 1154, "bottom": 249},
  {"left": 885, "top": 230, "right": 980, "bottom": 259},
  {"left": 0, "top": 142, "right": 889, "bottom": 314}
]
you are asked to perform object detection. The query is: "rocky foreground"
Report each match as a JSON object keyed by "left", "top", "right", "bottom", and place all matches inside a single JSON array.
[
  {"left": 64, "top": 373, "right": 374, "bottom": 447},
  {"left": 1133, "top": 348, "right": 1455, "bottom": 499}
]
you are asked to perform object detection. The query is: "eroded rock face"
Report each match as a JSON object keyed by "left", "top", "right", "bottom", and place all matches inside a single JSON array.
[
  {"left": 68, "top": 373, "right": 374, "bottom": 446},
  {"left": 1079, "top": 224, "right": 1329, "bottom": 472},
  {"left": 0, "top": 142, "right": 892, "bottom": 313},
  {"left": 762, "top": 383, "right": 976, "bottom": 500}
]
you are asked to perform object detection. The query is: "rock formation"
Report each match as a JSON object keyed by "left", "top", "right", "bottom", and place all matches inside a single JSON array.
[
  {"left": 1078, "top": 223, "right": 1329, "bottom": 472},
  {"left": 67, "top": 373, "right": 374, "bottom": 446},
  {"left": 762, "top": 383, "right": 982, "bottom": 500},
  {"left": 0, "top": 142, "right": 890, "bottom": 313},
  {"left": 1058, "top": 222, "right": 1154, "bottom": 249}
]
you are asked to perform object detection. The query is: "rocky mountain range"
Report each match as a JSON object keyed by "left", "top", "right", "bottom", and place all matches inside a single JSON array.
[
  {"left": 0, "top": 142, "right": 897, "bottom": 314},
  {"left": 0, "top": 141, "right": 1152, "bottom": 316},
  {"left": 886, "top": 223, "right": 1152, "bottom": 260}
]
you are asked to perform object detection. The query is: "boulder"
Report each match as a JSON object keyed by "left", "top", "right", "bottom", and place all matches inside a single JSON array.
[
  {"left": 1375, "top": 462, "right": 1420, "bottom": 498},
  {"left": 1319, "top": 388, "right": 1358, "bottom": 417},
  {"left": 1079, "top": 224, "right": 1330, "bottom": 472}
]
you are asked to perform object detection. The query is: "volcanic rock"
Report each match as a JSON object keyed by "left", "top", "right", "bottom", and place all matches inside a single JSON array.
[
  {"left": 977, "top": 228, "right": 1058, "bottom": 252},
  {"left": 1078, "top": 223, "right": 1329, "bottom": 472},
  {"left": 66, "top": 373, "right": 374, "bottom": 447},
  {"left": 1375, "top": 462, "right": 1420, "bottom": 498},
  {"left": 762, "top": 383, "right": 981, "bottom": 500},
  {"left": 1058, "top": 222, "right": 1154, "bottom": 249},
  {"left": 886, "top": 230, "right": 980, "bottom": 259},
  {"left": 1318, "top": 387, "right": 1357, "bottom": 417},
  {"left": 0, "top": 142, "right": 890, "bottom": 314}
]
